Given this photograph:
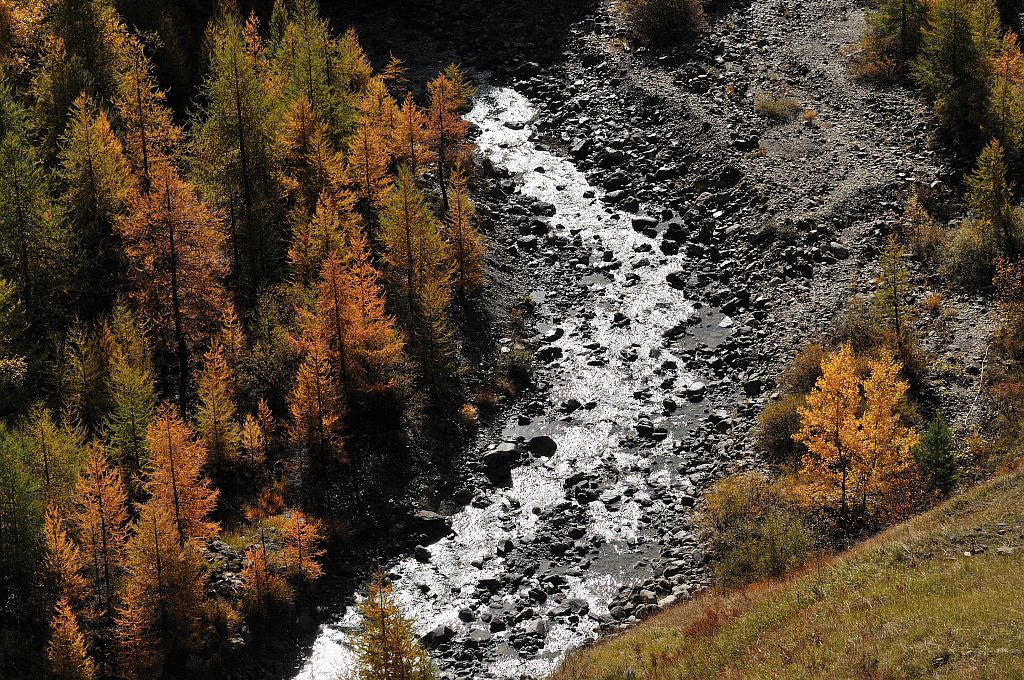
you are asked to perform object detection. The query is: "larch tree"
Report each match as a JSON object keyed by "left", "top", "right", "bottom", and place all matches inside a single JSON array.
[
  {"left": 57, "top": 324, "right": 107, "bottom": 432},
  {"left": 912, "top": 0, "right": 998, "bottom": 136},
  {"left": 855, "top": 351, "right": 917, "bottom": 516},
  {"left": 57, "top": 94, "right": 135, "bottom": 316},
  {"left": 240, "top": 544, "right": 292, "bottom": 619},
  {"left": 313, "top": 241, "right": 404, "bottom": 402},
  {"left": 792, "top": 344, "right": 863, "bottom": 532},
  {"left": 0, "top": 78, "right": 71, "bottom": 324},
  {"left": 194, "top": 342, "right": 242, "bottom": 475},
  {"left": 863, "top": 0, "right": 929, "bottom": 66},
  {"left": 425, "top": 67, "right": 473, "bottom": 214},
  {"left": 0, "top": 424, "right": 44, "bottom": 622},
  {"left": 966, "top": 138, "right": 1019, "bottom": 252},
  {"left": 287, "top": 330, "right": 346, "bottom": 507},
  {"left": 116, "top": 499, "right": 207, "bottom": 677},
  {"left": 117, "top": 164, "right": 229, "bottom": 412},
  {"left": 444, "top": 169, "right": 485, "bottom": 298},
  {"left": 347, "top": 114, "right": 393, "bottom": 213},
  {"left": 42, "top": 504, "right": 87, "bottom": 607},
  {"left": 23, "top": 403, "right": 83, "bottom": 511},
  {"left": 392, "top": 93, "right": 432, "bottom": 176},
  {"left": 379, "top": 165, "right": 451, "bottom": 317},
  {"left": 146, "top": 404, "right": 219, "bottom": 546},
  {"left": 280, "top": 510, "right": 324, "bottom": 585},
  {"left": 112, "top": 35, "right": 181, "bottom": 193},
  {"left": 874, "top": 235, "right": 912, "bottom": 358},
  {"left": 279, "top": 96, "right": 345, "bottom": 213},
  {"left": 191, "top": 9, "right": 283, "bottom": 304},
  {"left": 353, "top": 570, "right": 437, "bottom": 680},
  {"left": 74, "top": 443, "right": 128, "bottom": 620},
  {"left": 986, "top": 31, "right": 1024, "bottom": 157},
  {"left": 288, "top": 193, "right": 355, "bottom": 287},
  {"left": 47, "top": 597, "right": 95, "bottom": 680}
]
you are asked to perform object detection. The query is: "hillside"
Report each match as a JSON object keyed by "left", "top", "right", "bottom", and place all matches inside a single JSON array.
[{"left": 551, "top": 468, "right": 1024, "bottom": 679}]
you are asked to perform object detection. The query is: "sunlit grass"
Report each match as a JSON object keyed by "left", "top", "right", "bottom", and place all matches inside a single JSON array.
[{"left": 551, "top": 470, "right": 1024, "bottom": 679}]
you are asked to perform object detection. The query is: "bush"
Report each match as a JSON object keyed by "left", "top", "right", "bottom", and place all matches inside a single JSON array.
[
  {"left": 830, "top": 296, "right": 887, "bottom": 354},
  {"left": 754, "top": 93, "right": 803, "bottom": 121},
  {"left": 901, "top": 195, "right": 947, "bottom": 263},
  {"left": 755, "top": 394, "right": 806, "bottom": 464},
  {"left": 618, "top": 0, "right": 707, "bottom": 47},
  {"left": 913, "top": 414, "right": 959, "bottom": 495},
  {"left": 942, "top": 219, "right": 999, "bottom": 288},
  {"left": 781, "top": 342, "right": 826, "bottom": 394},
  {"left": 700, "top": 472, "right": 813, "bottom": 587}
]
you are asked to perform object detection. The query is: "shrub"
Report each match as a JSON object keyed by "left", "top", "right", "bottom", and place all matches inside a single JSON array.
[
  {"left": 699, "top": 472, "right": 813, "bottom": 587},
  {"left": 901, "top": 194, "right": 947, "bottom": 264},
  {"left": 754, "top": 93, "right": 803, "bottom": 121},
  {"left": 755, "top": 394, "right": 806, "bottom": 464},
  {"left": 913, "top": 413, "right": 959, "bottom": 495},
  {"left": 831, "top": 296, "right": 887, "bottom": 354},
  {"left": 942, "top": 219, "right": 999, "bottom": 287},
  {"left": 617, "top": 0, "right": 707, "bottom": 47},
  {"left": 782, "top": 342, "right": 826, "bottom": 393},
  {"left": 459, "top": 403, "right": 479, "bottom": 428},
  {"left": 500, "top": 345, "right": 533, "bottom": 385}
]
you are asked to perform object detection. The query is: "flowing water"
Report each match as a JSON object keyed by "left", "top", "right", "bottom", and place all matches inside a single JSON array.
[{"left": 292, "top": 85, "right": 720, "bottom": 680}]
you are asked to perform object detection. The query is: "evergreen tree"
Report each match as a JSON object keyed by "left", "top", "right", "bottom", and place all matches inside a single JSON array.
[
  {"left": 191, "top": 9, "right": 283, "bottom": 304},
  {"left": 913, "top": 0, "right": 998, "bottom": 137},
  {"left": 864, "top": 0, "right": 929, "bottom": 65},
  {"left": 913, "top": 413, "right": 959, "bottom": 494},
  {"left": 56, "top": 323, "right": 107, "bottom": 431},
  {"left": 146, "top": 404, "right": 219, "bottom": 546},
  {"left": 23, "top": 403, "right": 83, "bottom": 510},
  {"left": 74, "top": 443, "right": 128, "bottom": 619},
  {"left": 874, "top": 235, "right": 912, "bottom": 357},
  {"left": 47, "top": 597, "right": 95, "bottom": 680},
  {"left": 966, "top": 138, "right": 1020, "bottom": 251},
  {"left": 353, "top": 570, "right": 437, "bottom": 680},
  {"left": 57, "top": 94, "right": 135, "bottom": 315},
  {"left": 0, "top": 79, "right": 71, "bottom": 327},
  {"left": 0, "top": 424, "right": 43, "bottom": 623}
]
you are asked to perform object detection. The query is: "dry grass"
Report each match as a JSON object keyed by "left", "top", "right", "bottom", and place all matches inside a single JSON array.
[
  {"left": 550, "top": 469, "right": 1024, "bottom": 680},
  {"left": 754, "top": 93, "right": 803, "bottom": 121}
]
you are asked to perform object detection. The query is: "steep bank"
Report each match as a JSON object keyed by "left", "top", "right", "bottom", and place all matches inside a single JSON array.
[{"left": 550, "top": 467, "right": 1024, "bottom": 679}]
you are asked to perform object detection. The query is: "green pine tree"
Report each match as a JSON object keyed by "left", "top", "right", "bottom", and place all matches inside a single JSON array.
[{"left": 913, "top": 413, "right": 958, "bottom": 494}]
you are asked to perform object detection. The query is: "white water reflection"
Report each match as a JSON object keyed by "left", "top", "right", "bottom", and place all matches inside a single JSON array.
[{"left": 293, "top": 85, "right": 699, "bottom": 680}]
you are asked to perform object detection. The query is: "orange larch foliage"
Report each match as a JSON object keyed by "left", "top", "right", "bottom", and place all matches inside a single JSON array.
[
  {"left": 392, "top": 93, "right": 432, "bottom": 176},
  {"left": 42, "top": 504, "right": 87, "bottom": 607},
  {"left": 240, "top": 545, "right": 292, "bottom": 618},
  {"left": 47, "top": 596, "right": 95, "bottom": 680},
  {"left": 279, "top": 95, "right": 345, "bottom": 211},
  {"left": 288, "top": 192, "right": 358, "bottom": 286},
  {"left": 194, "top": 342, "right": 242, "bottom": 474},
  {"left": 287, "top": 329, "right": 346, "bottom": 481},
  {"left": 74, "top": 444, "right": 128, "bottom": 619},
  {"left": 280, "top": 510, "right": 324, "bottom": 584},
  {"left": 426, "top": 69, "right": 472, "bottom": 213},
  {"left": 146, "top": 404, "right": 219, "bottom": 546},
  {"left": 117, "top": 163, "right": 229, "bottom": 410},
  {"left": 347, "top": 116, "right": 392, "bottom": 212}
]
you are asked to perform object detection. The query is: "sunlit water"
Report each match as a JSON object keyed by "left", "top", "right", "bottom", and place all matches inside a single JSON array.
[{"left": 293, "top": 85, "right": 706, "bottom": 680}]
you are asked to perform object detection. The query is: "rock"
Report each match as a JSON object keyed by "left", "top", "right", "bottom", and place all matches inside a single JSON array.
[
  {"left": 631, "top": 215, "right": 659, "bottom": 234},
  {"left": 536, "top": 346, "right": 563, "bottom": 362},
  {"left": 827, "top": 241, "right": 850, "bottom": 259},
  {"left": 528, "top": 435, "right": 558, "bottom": 456},
  {"left": 742, "top": 378, "right": 763, "bottom": 396},
  {"left": 527, "top": 619, "right": 550, "bottom": 636},
  {"left": 422, "top": 624, "right": 455, "bottom": 647},
  {"left": 414, "top": 545, "right": 432, "bottom": 563},
  {"left": 531, "top": 200, "right": 557, "bottom": 217},
  {"left": 409, "top": 511, "right": 452, "bottom": 542},
  {"left": 483, "top": 442, "right": 519, "bottom": 469}
]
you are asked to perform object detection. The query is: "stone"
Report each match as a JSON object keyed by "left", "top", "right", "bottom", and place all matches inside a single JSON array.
[
  {"left": 422, "top": 624, "right": 455, "bottom": 647},
  {"left": 528, "top": 435, "right": 558, "bottom": 456}
]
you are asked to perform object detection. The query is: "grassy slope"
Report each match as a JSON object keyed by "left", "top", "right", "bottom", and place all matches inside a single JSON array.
[{"left": 551, "top": 471, "right": 1024, "bottom": 680}]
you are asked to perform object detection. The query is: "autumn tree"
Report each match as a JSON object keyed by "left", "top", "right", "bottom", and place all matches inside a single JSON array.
[
  {"left": 115, "top": 500, "right": 207, "bottom": 677},
  {"left": 56, "top": 324, "right": 107, "bottom": 431},
  {"left": 57, "top": 94, "right": 135, "bottom": 315},
  {"left": 793, "top": 345, "right": 918, "bottom": 534},
  {"left": 118, "top": 164, "right": 229, "bottom": 411},
  {"left": 986, "top": 31, "right": 1024, "bottom": 158},
  {"left": 874, "top": 235, "right": 912, "bottom": 356},
  {"left": 353, "top": 570, "right": 437, "bottom": 680},
  {"left": 312, "top": 241, "right": 404, "bottom": 403},
  {"left": 392, "top": 93, "right": 432, "bottom": 175},
  {"left": 426, "top": 66, "right": 473, "bottom": 213},
  {"left": 288, "top": 193, "right": 355, "bottom": 287},
  {"left": 195, "top": 342, "right": 242, "bottom": 475},
  {"left": 42, "top": 505, "right": 87, "bottom": 607},
  {"left": 279, "top": 97, "right": 345, "bottom": 214},
  {"left": 47, "top": 597, "right": 95, "bottom": 680},
  {"left": 444, "top": 170, "right": 485, "bottom": 297},
  {"left": 347, "top": 114, "right": 393, "bottom": 213},
  {"left": 191, "top": 9, "right": 283, "bottom": 303},
  {"left": 112, "top": 35, "right": 181, "bottom": 193},
  {"left": 287, "top": 331, "right": 345, "bottom": 507},
  {"left": 24, "top": 403, "right": 83, "bottom": 510},
  {"left": 74, "top": 444, "right": 128, "bottom": 619},
  {"left": 280, "top": 510, "right": 324, "bottom": 585},
  {"left": 103, "top": 309, "right": 157, "bottom": 494},
  {"left": 379, "top": 166, "right": 451, "bottom": 317},
  {"left": 240, "top": 545, "right": 292, "bottom": 619},
  {"left": 146, "top": 404, "right": 219, "bottom": 546}
]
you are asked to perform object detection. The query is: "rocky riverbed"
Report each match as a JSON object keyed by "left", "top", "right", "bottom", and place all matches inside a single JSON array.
[{"left": 282, "top": 0, "right": 999, "bottom": 678}]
